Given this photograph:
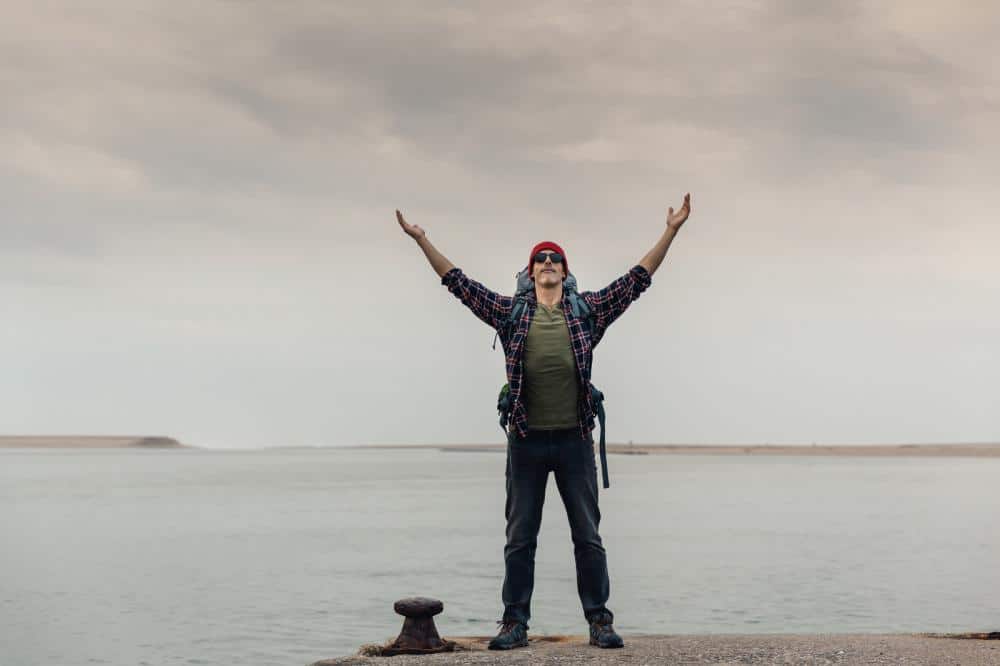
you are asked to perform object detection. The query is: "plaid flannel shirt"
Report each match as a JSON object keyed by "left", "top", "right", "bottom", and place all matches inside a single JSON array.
[{"left": 441, "top": 264, "right": 652, "bottom": 441}]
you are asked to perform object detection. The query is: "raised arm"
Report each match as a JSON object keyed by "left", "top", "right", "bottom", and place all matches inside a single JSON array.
[
  {"left": 397, "top": 209, "right": 454, "bottom": 278},
  {"left": 638, "top": 193, "right": 691, "bottom": 276},
  {"left": 583, "top": 194, "right": 692, "bottom": 342},
  {"left": 397, "top": 209, "right": 511, "bottom": 330}
]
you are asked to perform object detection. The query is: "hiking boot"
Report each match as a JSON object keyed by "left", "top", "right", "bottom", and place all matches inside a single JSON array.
[
  {"left": 488, "top": 619, "right": 529, "bottom": 650},
  {"left": 588, "top": 613, "right": 624, "bottom": 649}
]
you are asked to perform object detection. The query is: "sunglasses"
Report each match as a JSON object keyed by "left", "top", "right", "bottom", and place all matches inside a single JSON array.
[{"left": 533, "top": 252, "right": 564, "bottom": 264}]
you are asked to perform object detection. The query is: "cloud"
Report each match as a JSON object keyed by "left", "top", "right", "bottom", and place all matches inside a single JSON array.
[
  {"left": 0, "top": 1, "right": 992, "bottom": 244},
  {"left": 3, "top": 133, "right": 147, "bottom": 193}
]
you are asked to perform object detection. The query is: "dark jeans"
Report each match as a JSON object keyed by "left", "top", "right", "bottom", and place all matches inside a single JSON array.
[{"left": 502, "top": 426, "right": 613, "bottom": 625}]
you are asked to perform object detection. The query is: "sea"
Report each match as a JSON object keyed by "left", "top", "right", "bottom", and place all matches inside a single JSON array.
[{"left": 2, "top": 447, "right": 998, "bottom": 665}]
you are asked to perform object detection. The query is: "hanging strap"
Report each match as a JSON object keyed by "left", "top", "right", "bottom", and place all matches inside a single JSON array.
[{"left": 590, "top": 386, "right": 609, "bottom": 489}]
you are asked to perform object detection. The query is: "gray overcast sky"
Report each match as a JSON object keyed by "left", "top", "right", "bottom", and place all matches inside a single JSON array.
[{"left": 2, "top": 2, "right": 997, "bottom": 448}]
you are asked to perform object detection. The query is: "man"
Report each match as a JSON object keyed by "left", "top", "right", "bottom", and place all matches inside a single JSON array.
[{"left": 396, "top": 193, "right": 692, "bottom": 650}]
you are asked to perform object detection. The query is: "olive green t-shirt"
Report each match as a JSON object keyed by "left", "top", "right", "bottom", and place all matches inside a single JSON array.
[{"left": 522, "top": 302, "right": 579, "bottom": 429}]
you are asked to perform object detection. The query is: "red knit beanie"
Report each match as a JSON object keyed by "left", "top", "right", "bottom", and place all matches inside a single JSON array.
[{"left": 527, "top": 241, "right": 568, "bottom": 277}]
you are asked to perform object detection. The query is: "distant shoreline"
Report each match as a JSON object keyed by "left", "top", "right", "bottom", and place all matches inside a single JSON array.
[
  {"left": 0, "top": 436, "right": 188, "bottom": 449},
  {"left": 352, "top": 443, "right": 1000, "bottom": 458},
  {"left": 6, "top": 439, "right": 998, "bottom": 457}
]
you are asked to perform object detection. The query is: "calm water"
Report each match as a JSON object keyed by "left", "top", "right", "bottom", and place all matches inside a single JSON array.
[{"left": 2, "top": 448, "right": 998, "bottom": 665}]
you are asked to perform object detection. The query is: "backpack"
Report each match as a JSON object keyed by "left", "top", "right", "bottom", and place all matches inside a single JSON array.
[{"left": 494, "top": 268, "right": 611, "bottom": 489}]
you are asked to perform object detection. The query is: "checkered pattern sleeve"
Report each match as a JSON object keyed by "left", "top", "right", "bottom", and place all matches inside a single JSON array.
[
  {"left": 581, "top": 265, "right": 652, "bottom": 335},
  {"left": 441, "top": 267, "right": 513, "bottom": 331}
]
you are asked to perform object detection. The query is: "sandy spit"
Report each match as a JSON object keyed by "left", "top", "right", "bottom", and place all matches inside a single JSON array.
[{"left": 0, "top": 436, "right": 187, "bottom": 448}]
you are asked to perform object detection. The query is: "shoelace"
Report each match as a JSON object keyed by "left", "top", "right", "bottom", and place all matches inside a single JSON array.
[
  {"left": 591, "top": 620, "right": 614, "bottom": 633},
  {"left": 496, "top": 619, "right": 522, "bottom": 633}
]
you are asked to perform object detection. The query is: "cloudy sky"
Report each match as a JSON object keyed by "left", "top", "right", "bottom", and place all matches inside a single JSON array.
[{"left": 3, "top": 2, "right": 997, "bottom": 448}]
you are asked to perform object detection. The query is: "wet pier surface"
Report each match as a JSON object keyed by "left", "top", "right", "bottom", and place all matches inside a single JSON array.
[{"left": 314, "top": 633, "right": 1000, "bottom": 665}]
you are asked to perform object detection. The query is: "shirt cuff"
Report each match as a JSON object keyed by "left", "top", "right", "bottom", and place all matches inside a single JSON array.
[
  {"left": 441, "top": 267, "right": 463, "bottom": 286},
  {"left": 630, "top": 264, "right": 652, "bottom": 287}
]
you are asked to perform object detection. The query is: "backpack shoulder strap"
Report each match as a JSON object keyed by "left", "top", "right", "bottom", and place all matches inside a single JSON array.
[
  {"left": 566, "top": 290, "right": 595, "bottom": 336},
  {"left": 492, "top": 294, "right": 529, "bottom": 350}
]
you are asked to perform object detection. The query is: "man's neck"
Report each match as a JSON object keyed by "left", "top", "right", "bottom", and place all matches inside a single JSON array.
[{"left": 534, "top": 283, "right": 563, "bottom": 308}]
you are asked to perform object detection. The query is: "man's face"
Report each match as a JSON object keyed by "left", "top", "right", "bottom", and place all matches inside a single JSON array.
[{"left": 531, "top": 251, "right": 566, "bottom": 287}]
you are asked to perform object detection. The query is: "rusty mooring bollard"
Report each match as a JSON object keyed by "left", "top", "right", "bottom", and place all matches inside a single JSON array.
[{"left": 382, "top": 597, "right": 456, "bottom": 656}]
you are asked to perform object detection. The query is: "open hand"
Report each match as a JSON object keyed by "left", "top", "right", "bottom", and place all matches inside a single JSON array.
[
  {"left": 666, "top": 193, "right": 692, "bottom": 231},
  {"left": 396, "top": 209, "right": 426, "bottom": 241}
]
